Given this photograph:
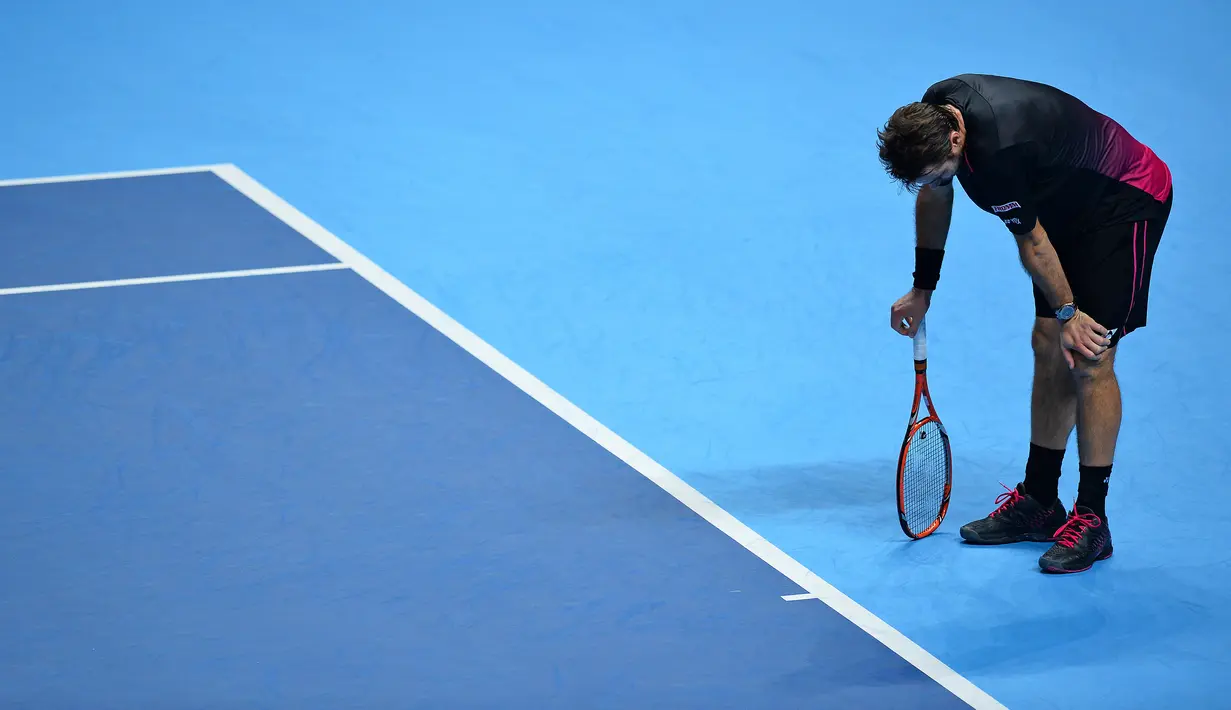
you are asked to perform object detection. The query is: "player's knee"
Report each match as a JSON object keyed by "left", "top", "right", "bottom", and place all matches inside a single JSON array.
[{"left": 1069, "top": 348, "right": 1116, "bottom": 383}]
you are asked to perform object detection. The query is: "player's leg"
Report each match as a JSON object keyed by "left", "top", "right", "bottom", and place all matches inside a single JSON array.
[
  {"left": 958, "top": 306, "right": 1070, "bottom": 545},
  {"left": 1026, "top": 309, "right": 1077, "bottom": 506},
  {"left": 1038, "top": 192, "right": 1171, "bottom": 573},
  {"left": 1037, "top": 339, "right": 1122, "bottom": 573},
  {"left": 1031, "top": 317, "right": 1077, "bottom": 452},
  {"left": 1071, "top": 344, "right": 1120, "bottom": 499}
]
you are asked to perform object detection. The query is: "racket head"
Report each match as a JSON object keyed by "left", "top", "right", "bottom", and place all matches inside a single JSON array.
[{"left": 896, "top": 383, "right": 953, "bottom": 539}]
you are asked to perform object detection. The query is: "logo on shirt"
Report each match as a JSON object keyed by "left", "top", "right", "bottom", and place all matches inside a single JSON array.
[
  {"left": 1003, "top": 217, "right": 1021, "bottom": 225},
  {"left": 991, "top": 201, "right": 1021, "bottom": 213}
]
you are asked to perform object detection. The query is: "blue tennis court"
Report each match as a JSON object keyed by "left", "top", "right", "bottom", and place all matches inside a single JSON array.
[
  {"left": 0, "top": 166, "right": 988, "bottom": 709},
  {"left": 2, "top": 2, "right": 1229, "bottom": 709}
]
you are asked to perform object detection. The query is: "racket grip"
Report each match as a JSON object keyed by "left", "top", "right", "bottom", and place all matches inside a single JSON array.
[{"left": 913, "top": 317, "right": 927, "bottom": 361}]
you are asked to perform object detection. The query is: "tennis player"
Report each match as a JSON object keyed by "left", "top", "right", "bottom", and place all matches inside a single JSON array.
[{"left": 876, "top": 74, "right": 1172, "bottom": 573}]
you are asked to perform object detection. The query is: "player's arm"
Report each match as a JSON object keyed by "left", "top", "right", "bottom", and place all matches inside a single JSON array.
[
  {"left": 911, "top": 181, "right": 953, "bottom": 291},
  {"left": 1012, "top": 219, "right": 1073, "bottom": 310},
  {"left": 891, "top": 181, "right": 951, "bottom": 336},
  {"left": 916, "top": 180, "right": 953, "bottom": 250},
  {"left": 989, "top": 191, "right": 1073, "bottom": 308},
  {"left": 1013, "top": 218, "right": 1110, "bottom": 363},
  {"left": 980, "top": 151, "right": 1073, "bottom": 308},
  {"left": 961, "top": 148, "right": 1105, "bottom": 361}
]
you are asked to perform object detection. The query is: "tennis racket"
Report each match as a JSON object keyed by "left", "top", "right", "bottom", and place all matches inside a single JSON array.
[{"left": 895, "top": 316, "right": 953, "bottom": 539}]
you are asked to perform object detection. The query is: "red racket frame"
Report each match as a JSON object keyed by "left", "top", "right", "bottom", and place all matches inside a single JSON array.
[{"left": 896, "top": 317, "right": 953, "bottom": 540}]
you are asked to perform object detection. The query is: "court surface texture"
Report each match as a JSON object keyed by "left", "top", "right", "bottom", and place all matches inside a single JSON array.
[{"left": 2, "top": 3, "right": 1228, "bottom": 709}]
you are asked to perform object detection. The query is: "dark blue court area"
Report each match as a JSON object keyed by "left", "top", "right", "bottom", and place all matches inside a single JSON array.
[{"left": 0, "top": 170, "right": 985, "bottom": 708}]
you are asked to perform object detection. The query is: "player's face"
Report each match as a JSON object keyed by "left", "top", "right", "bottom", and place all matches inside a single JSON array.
[
  {"left": 914, "top": 156, "right": 959, "bottom": 188},
  {"left": 914, "top": 131, "right": 963, "bottom": 188}
]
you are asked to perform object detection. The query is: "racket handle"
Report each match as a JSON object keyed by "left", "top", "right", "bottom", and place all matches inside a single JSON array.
[{"left": 913, "top": 316, "right": 927, "bottom": 362}]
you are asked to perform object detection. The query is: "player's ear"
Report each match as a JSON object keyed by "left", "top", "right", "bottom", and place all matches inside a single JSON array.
[{"left": 950, "top": 130, "right": 963, "bottom": 155}]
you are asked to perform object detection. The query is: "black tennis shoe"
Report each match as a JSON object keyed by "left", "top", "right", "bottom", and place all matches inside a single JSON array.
[
  {"left": 1038, "top": 506, "right": 1113, "bottom": 574},
  {"left": 959, "top": 483, "right": 1067, "bottom": 545}
]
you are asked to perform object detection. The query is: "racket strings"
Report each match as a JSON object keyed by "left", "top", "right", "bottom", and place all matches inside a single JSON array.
[{"left": 902, "top": 418, "right": 949, "bottom": 535}]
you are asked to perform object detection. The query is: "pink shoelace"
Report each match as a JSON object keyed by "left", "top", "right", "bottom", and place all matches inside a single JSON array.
[
  {"left": 1053, "top": 509, "right": 1102, "bottom": 549},
  {"left": 989, "top": 483, "right": 1023, "bottom": 517}
]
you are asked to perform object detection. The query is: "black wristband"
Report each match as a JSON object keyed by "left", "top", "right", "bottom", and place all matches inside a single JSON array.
[{"left": 913, "top": 247, "right": 944, "bottom": 290}]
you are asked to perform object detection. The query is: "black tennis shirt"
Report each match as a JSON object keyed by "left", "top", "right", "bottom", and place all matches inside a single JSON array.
[{"left": 922, "top": 74, "right": 1171, "bottom": 238}]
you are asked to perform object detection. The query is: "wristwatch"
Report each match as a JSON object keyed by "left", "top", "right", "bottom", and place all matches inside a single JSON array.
[{"left": 1054, "top": 302, "right": 1077, "bottom": 322}]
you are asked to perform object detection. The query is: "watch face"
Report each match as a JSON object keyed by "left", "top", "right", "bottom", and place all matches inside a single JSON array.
[{"left": 1057, "top": 304, "right": 1076, "bottom": 320}]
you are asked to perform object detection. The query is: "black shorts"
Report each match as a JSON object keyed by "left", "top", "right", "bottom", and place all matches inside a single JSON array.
[{"left": 1033, "top": 189, "right": 1173, "bottom": 347}]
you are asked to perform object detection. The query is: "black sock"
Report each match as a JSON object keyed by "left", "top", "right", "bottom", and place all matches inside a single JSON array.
[
  {"left": 1076, "top": 464, "right": 1111, "bottom": 519},
  {"left": 1023, "top": 443, "right": 1065, "bottom": 505}
]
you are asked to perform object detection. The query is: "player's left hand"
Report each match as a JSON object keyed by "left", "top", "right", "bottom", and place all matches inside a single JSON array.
[{"left": 1060, "top": 311, "right": 1111, "bottom": 368}]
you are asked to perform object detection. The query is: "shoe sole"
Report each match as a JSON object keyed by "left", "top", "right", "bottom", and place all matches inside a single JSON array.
[
  {"left": 1039, "top": 546, "right": 1114, "bottom": 574},
  {"left": 959, "top": 528, "right": 1057, "bottom": 545}
]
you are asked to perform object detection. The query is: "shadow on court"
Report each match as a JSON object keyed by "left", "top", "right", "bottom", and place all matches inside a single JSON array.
[{"left": 680, "top": 455, "right": 1224, "bottom": 685}]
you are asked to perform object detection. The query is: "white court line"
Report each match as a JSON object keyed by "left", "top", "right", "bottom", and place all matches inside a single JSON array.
[
  {"left": 782, "top": 593, "right": 819, "bottom": 602},
  {"left": 0, "top": 263, "right": 349, "bottom": 297},
  {"left": 211, "top": 163, "right": 1008, "bottom": 709},
  {"left": 0, "top": 164, "right": 225, "bottom": 188},
  {"left": 209, "top": 163, "right": 1002, "bottom": 710}
]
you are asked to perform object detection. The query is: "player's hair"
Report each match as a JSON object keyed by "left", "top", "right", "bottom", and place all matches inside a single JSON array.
[{"left": 876, "top": 102, "right": 960, "bottom": 192}]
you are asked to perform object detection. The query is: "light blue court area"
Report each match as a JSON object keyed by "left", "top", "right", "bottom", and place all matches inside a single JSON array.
[{"left": 2, "top": 2, "right": 1230, "bottom": 708}]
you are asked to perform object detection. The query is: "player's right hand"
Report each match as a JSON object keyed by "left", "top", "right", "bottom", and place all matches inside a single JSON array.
[{"left": 890, "top": 288, "right": 931, "bottom": 337}]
